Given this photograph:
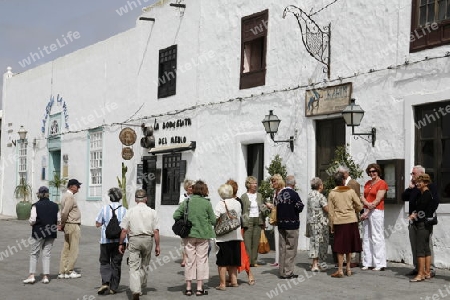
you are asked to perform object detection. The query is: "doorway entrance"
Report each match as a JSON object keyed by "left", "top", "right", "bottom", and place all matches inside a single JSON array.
[
  {"left": 49, "top": 150, "right": 61, "bottom": 202},
  {"left": 316, "top": 118, "right": 346, "bottom": 180}
]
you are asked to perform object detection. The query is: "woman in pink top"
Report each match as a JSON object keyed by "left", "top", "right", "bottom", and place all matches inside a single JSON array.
[{"left": 360, "top": 163, "right": 388, "bottom": 271}]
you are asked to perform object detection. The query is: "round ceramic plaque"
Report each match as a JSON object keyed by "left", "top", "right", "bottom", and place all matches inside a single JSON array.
[
  {"left": 121, "top": 147, "right": 134, "bottom": 160},
  {"left": 119, "top": 127, "right": 137, "bottom": 146}
]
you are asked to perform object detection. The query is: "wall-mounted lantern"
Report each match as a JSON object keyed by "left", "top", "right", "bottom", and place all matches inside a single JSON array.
[
  {"left": 12, "top": 125, "right": 28, "bottom": 146},
  {"left": 341, "top": 98, "right": 376, "bottom": 147},
  {"left": 261, "top": 110, "right": 295, "bottom": 152}
]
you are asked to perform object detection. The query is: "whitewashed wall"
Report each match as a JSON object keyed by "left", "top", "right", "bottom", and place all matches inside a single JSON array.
[{"left": 2, "top": 0, "right": 450, "bottom": 266}]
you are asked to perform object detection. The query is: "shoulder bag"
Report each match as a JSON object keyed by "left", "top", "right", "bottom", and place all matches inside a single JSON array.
[
  {"left": 172, "top": 200, "right": 192, "bottom": 238},
  {"left": 215, "top": 200, "right": 240, "bottom": 236}
]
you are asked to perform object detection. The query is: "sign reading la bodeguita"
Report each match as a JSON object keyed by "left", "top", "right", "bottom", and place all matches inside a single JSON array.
[{"left": 305, "top": 83, "right": 352, "bottom": 116}]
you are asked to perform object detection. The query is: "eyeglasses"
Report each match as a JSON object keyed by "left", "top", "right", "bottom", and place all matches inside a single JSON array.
[{"left": 368, "top": 170, "right": 377, "bottom": 173}]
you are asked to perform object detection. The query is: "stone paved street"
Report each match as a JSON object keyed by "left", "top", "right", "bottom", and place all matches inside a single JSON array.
[{"left": 1, "top": 216, "right": 449, "bottom": 300}]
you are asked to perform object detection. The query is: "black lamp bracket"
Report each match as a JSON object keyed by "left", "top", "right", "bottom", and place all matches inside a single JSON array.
[
  {"left": 351, "top": 127, "right": 376, "bottom": 147},
  {"left": 270, "top": 133, "right": 296, "bottom": 152}
]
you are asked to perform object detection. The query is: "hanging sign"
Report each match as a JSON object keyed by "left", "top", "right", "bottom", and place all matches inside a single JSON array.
[
  {"left": 119, "top": 127, "right": 137, "bottom": 146},
  {"left": 305, "top": 83, "right": 352, "bottom": 116}
]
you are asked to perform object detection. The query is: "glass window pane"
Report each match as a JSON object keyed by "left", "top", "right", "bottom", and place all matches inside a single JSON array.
[
  {"left": 441, "top": 172, "right": 450, "bottom": 203},
  {"left": 421, "top": 140, "right": 434, "bottom": 167},
  {"left": 417, "top": 108, "right": 436, "bottom": 138},
  {"left": 428, "top": 2, "right": 436, "bottom": 22},
  {"left": 442, "top": 107, "right": 450, "bottom": 138},
  {"left": 442, "top": 139, "right": 450, "bottom": 167},
  {"left": 439, "top": 0, "right": 446, "bottom": 19},
  {"left": 447, "top": 1, "right": 450, "bottom": 19}
]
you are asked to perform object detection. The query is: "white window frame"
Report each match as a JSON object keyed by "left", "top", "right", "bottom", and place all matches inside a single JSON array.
[
  {"left": 18, "top": 140, "right": 28, "bottom": 181},
  {"left": 88, "top": 129, "right": 103, "bottom": 199}
]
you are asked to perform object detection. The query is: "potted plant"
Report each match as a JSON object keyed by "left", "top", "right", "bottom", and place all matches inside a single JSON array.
[
  {"left": 15, "top": 177, "right": 33, "bottom": 220},
  {"left": 48, "top": 173, "right": 68, "bottom": 204}
]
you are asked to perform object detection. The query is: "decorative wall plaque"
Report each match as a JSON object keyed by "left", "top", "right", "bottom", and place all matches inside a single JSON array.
[
  {"left": 121, "top": 147, "right": 134, "bottom": 160},
  {"left": 119, "top": 127, "right": 137, "bottom": 146}
]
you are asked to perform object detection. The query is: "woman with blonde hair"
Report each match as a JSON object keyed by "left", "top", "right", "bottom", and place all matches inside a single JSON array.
[
  {"left": 265, "top": 174, "right": 285, "bottom": 267},
  {"left": 226, "top": 179, "right": 255, "bottom": 285},
  {"left": 409, "top": 174, "right": 435, "bottom": 282},
  {"left": 214, "top": 184, "right": 243, "bottom": 290},
  {"left": 179, "top": 179, "right": 196, "bottom": 267},
  {"left": 241, "top": 176, "right": 268, "bottom": 267}
]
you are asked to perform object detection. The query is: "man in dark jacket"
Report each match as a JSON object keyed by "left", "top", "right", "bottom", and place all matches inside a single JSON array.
[
  {"left": 402, "top": 165, "right": 439, "bottom": 276},
  {"left": 276, "top": 175, "right": 304, "bottom": 279},
  {"left": 23, "top": 186, "right": 60, "bottom": 284}
]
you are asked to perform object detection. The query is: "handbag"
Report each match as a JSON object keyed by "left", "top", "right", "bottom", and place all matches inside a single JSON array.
[
  {"left": 425, "top": 212, "right": 438, "bottom": 226},
  {"left": 269, "top": 206, "right": 277, "bottom": 226},
  {"left": 258, "top": 230, "right": 270, "bottom": 254},
  {"left": 215, "top": 200, "right": 240, "bottom": 236},
  {"left": 172, "top": 200, "right": 192, "bottom": 238},
  {"left": 305, "top": 223, "right": 311, "bottom": 238}
]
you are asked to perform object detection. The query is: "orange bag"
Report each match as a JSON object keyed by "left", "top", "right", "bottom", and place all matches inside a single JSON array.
[{"left": 258, "top": 230, "right": 270, "bottom": 254}]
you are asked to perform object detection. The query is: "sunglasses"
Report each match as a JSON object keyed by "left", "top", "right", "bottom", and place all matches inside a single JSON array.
[{"left": 368, "top": 170, "right": 377, "bottom": 173}]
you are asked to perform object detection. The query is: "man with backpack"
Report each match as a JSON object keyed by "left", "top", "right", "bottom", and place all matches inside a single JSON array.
[{"left": 95, "top": 187, "right": 128, "bottom": 295}]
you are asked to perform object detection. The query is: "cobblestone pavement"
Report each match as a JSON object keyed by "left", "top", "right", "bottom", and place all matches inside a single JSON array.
[{"left": 1, "top": 216, "right": 449, "bottom": 300}]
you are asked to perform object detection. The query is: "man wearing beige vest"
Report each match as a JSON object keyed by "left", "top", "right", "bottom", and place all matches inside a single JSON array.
[{"left": 58, "top": 179, "right": 82, "bottom": 279}]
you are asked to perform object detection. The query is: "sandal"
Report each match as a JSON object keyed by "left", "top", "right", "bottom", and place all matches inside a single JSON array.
[
  {"left": 196, "top": 290, "right": 208, "bottom": 296},
  {"left": 184, "top": 290, "right": 193, "bottom": 296},
  {"left": 215, "top": 286, "right": 226, "bottom": 291},
  {"left": 226, "top": 282, "right": 239, "bottom": 287},
  {"left": 248, "top": 279, "right": 255, "bottom": 285},
  {"left": 410, "top": 276, "right": 424, "bottom": 282}
]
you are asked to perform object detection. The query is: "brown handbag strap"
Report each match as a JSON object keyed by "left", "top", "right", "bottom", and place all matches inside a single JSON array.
[{"left": 222, "top": 200, "right": 236, "bottom": 219}]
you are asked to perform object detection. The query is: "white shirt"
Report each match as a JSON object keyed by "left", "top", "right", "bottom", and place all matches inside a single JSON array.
[{"left": 248, "top": 193, "right": 259, "bottom": 217}]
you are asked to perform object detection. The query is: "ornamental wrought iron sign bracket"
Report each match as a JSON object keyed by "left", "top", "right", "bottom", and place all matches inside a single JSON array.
[{"left": 283, "top": 5, "right": 331, "bottom": 78}]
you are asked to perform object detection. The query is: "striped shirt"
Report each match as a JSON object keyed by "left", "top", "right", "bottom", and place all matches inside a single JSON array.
[{"left": 95, "top": 202, "right": 128, "bottom": 244}]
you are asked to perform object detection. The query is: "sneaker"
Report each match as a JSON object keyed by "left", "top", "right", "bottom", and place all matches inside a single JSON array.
[
  {"left": 372, "top": 267, "right": 385, "bottom": 271},
  {"left": 109, "top": 290, "right": 117, "bottom": 295},
  {"left": 68, "top": 271, "right": 81, "bottom": 278},
  {"left": 57, "top": 273, "right": 69, "bottom": 279},
  {"left": 23, "top": 277, "right": 36, "bottom": 284},
  {"left": 41, "top": 278, "right": 49, "bottom": 284},
  {"left": 98, "top": 285, "right": 109, "bottom": 295},
  {"left": 361, "top": 266, "right": 369, "bottom": 270}
]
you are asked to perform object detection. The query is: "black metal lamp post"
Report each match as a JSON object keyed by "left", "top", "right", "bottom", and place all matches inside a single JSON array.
[
  {"left": 342, "top": 98, "right": 376, "bottom": 147},
  {"left": 261, "top": 110, "right": 295, "bottom": 152}
]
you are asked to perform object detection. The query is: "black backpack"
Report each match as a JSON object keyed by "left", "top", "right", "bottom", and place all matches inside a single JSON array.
[{"left": 105, "top": 205, "right": 122, "bottom": 239}]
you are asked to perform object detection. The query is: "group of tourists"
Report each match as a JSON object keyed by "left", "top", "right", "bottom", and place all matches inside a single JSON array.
[
  {"left": 306, "top": 163, "right": 439, "bottom": 282},
  {"left": 21, "top": 163, "right": 439, "bottom": 299}
]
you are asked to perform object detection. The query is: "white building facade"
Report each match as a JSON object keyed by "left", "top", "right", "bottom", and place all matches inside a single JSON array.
[{"left": 1, "top": 0, "right": 450, "bottom": 267}]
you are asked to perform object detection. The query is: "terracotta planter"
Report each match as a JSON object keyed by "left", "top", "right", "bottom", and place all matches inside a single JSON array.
[{"left": 16, "top": 201, "right": 32, "bottom": 220}]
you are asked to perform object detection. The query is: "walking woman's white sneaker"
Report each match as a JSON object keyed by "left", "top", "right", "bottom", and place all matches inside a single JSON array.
[{"left": 23, "top": 277, "right": 36, "bottom": 284}]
